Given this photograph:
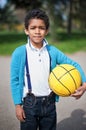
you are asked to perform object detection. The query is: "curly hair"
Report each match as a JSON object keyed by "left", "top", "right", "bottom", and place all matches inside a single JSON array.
[{"left": 24, "top": 9, "right": 49, "bottom": 30}]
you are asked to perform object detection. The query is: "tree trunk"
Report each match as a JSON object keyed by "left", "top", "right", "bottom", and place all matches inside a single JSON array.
[{"left": 67, "top": 0, "right": 73, "bottom": 35}]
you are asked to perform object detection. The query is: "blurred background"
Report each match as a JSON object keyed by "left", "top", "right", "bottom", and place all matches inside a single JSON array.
[
  {"left": 0, "top": 0, "right": 86, "bottom": 55},
  {"left": 0, "top": 1, "right": 86, "bottom": 130}
]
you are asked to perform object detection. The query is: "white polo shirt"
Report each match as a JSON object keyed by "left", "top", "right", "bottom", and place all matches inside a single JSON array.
[{"left": 23, "top": 39, "right": 52, "bottom": 97}]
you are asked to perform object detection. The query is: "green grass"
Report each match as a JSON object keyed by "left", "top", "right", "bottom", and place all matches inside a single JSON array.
[
  {"left": 0, "top": 31, "right": 86, "bottom": 55},
  {"left": 48, "top": 32, "right": 86, "bottom": 53},
  {"left": 0, "top": 32, "right": 26, "bottom": 55},
  {"left": 53, "top": 32, "right": 86, "bottom": 53}
]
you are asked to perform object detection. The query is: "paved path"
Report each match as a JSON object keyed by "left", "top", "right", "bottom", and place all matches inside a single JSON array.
[{"left": 0, "top": 52, "right": 86, "bottom": 130}]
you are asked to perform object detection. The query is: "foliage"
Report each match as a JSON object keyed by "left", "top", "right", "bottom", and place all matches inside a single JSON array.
[
  {"left": 0, "top": 3, "right": 19, "bottom": 25},
  {"left": 67, "top": 0, "right": 86, "bottom": 33},
  {"left": 10, "top": 0, "right": 42, "bottom": 10},
  {"left": 0, "top": 2, "right": 20, "bottom": 31}
]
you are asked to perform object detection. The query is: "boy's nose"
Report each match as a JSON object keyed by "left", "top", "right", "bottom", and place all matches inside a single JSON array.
[{"left": 35, "top": 28, "right": 40, "bottom": 33}]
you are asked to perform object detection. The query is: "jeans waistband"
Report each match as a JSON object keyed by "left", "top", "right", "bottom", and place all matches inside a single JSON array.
[{"left": 26, "top": 92, "right": 55, "bottom": 102}]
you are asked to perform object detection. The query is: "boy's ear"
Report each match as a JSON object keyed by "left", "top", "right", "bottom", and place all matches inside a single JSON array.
[{"left": 24, "top": 29, "right": 29, "bottom": 35}]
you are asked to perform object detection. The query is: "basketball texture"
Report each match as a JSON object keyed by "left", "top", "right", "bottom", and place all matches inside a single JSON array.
[{"left": 49, "top": 64, "right": 82, "bottom": 97}]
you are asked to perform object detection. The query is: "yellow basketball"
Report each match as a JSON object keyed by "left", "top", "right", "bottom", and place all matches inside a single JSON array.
[{"left": 48, "top": 64, "right": 82, "bottom": 97}]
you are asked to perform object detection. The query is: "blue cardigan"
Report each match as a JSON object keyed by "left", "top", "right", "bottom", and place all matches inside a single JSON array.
[{"left": 10, "top": 44, "right": 86, "bottom": 105}]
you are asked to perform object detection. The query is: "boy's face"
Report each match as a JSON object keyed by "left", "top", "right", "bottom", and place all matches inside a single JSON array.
[{"left": 25, "top": 18, "right": 48, "bottom": 48}]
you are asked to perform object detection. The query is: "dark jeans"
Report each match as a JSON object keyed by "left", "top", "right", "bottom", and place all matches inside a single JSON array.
[{"left": 20, "top": 92, "right": 57, "bottom": 130}]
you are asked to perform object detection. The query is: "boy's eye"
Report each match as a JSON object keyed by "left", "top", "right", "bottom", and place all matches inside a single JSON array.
[
  {"left": 30, "top": 27, "right": 35, "bottom": 29},
  {"left": 39, "top": 27, "right": 46, "bottom": 30},
  {"left": 30, "top": 26, "right": 46, "bottom": 30}
]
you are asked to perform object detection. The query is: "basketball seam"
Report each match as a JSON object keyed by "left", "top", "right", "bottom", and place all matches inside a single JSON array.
[
  {"left": 59, "top": 65, "right": 77, "bottom": 89},
  {"left": 52, "top": 71, "right": 71, "bottom": 95}
]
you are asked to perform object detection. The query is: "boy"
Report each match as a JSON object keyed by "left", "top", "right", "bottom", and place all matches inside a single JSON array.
[{"left": 10, "top": 9, "right": 86, "bottom": 130}]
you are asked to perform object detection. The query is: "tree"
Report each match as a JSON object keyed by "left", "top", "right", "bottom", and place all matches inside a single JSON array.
[
  {"left": 79, "top": 0, "right": 86, "bottom": 31},
  {"left": 67, "top": 0, "right": 86, "bottom": 34},
  {"left": 10, "top": 0, "right": 42, "bottom": 10},
  {"left": 0, "top": 2, "right": 19, "bottom": 30},
  {"left": 42, "top": 0, "right": 69, "bottom": 41},
  {"left": 67, "top": 0, "right": 73, "bottom": 35}
]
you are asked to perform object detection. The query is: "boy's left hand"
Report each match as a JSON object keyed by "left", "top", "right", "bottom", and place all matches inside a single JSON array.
[{"left": 71, "top": 82, "right": 86, "bottom": 99}]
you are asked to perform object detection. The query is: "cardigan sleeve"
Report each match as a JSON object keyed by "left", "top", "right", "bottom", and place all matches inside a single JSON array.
[
  {"left": 47, "top": 45, "right": 86, "bottom": 83},
  {"left": 10, "top": 45, "right": 26, "bottom": 105},
  {"left": 55, "top": 47, "right": 86, "bottom": 83}
]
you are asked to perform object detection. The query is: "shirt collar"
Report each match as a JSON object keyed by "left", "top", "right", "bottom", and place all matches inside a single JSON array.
[{"left": 27, "top": 37, "right": 48, "bottom": 51}]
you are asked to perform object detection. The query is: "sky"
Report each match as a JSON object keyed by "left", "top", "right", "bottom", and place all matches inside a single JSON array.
[{"left": 0, "top": 0, "right": 7, "bottom": 8}]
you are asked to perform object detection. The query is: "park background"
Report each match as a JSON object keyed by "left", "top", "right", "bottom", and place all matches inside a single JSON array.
[
  {"left": 0, "top": 0, "right": 86, "bottom": 55},
  {"left": 0, "top": 0, "right": 86, "bottom": 130}
]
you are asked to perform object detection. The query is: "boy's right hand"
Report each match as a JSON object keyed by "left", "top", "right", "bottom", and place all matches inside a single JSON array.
[
  {"left": 71, "top": 82, "right": 86, "bottom": 99},
  {"left": 15, "top": 105, "right": 26, "bottom": 122}
]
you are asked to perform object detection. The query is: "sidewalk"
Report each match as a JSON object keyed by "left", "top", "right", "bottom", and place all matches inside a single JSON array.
[{"left": 0, "top": 51, "right": 86, "bottom": 130}]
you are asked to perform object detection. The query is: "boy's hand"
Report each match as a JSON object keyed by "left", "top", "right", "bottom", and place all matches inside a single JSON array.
[
  {"left": 15, "top": 105, "right": 26, "bottom": 122},
  {"left": 71, "top": 82, "right": 86, "bottom": 99}
]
